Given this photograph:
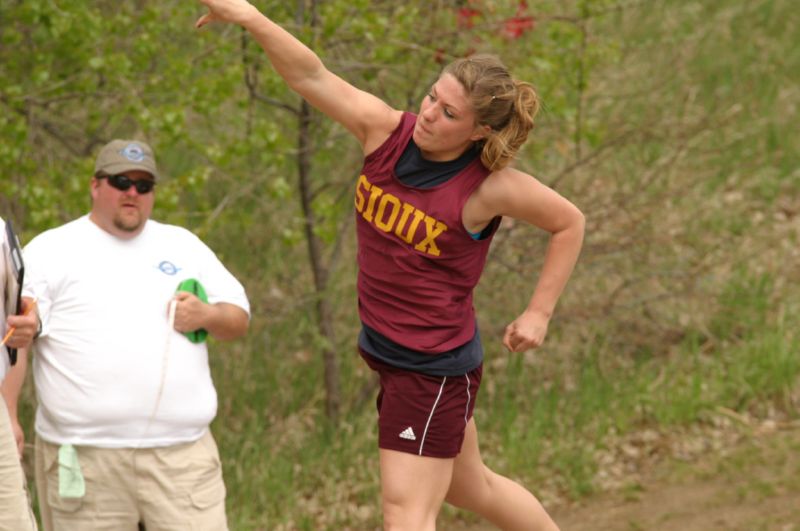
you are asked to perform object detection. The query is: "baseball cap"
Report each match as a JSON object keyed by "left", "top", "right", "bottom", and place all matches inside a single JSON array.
[{"left": 94, "top": 139, "right": 160, "bottom": 180}]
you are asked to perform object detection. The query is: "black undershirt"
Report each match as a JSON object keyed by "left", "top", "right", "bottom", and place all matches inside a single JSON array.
[{"left": 395, "top": 138, "right": 480, "bottom": 188}]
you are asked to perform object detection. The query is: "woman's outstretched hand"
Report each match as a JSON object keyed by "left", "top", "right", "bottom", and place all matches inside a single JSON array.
[
  {"left": 503, "top": 309, "right": 550, "bottom": 352},
  {"left": 196, "top": 0, "right": 259, "bottom": 28}
]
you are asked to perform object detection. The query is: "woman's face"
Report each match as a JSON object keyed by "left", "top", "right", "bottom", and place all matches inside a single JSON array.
[{"left": 413, "top": 73, "right": 488, "bottom": 162}]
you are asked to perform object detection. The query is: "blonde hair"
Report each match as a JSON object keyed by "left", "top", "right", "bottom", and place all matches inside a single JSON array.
[{"left": 443, "top": 54, "right": 540, "bottom": 171}]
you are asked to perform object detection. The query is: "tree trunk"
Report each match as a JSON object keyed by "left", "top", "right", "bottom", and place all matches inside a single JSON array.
[{"left": 295, "top": 0, "right": 341, "bottom": 422}]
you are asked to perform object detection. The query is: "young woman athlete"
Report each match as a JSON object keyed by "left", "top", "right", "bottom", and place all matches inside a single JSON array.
[{"left": 196, "top": 2, "right": 584, "bottom": 529}]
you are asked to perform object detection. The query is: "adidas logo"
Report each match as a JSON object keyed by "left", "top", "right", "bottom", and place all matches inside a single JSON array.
[{"left": 399, "top": 427, "right": 416, "bottom": 441}]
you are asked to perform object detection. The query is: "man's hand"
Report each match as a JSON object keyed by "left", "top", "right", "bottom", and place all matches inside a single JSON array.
[
  {"left": 4, "top": 297, "right": 38, "bottom": 349},
  {"left": 169, "top": 292, "right": 249, "bottom": 341},
  {"left": 171, "top": 291, "right": 209, "bottom": 334},
  {"left": 9, "top": 416, "right": 25, "bottom": 458}
]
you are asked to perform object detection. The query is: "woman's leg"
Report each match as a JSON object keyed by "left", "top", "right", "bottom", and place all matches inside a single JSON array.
[
  {"left": 445, "top": 418, "right": 559, "bottom": 531},
  {"left": 379, "top": 448, "right": 454, "bottom": 531}
]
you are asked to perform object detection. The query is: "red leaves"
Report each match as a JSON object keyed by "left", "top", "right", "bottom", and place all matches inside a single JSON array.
[
  {"left": 457, "top": 7, "right": 482, "bottom": 29},
  {"left": 503, "top": 15, "right": 535, "bottom": 39},
  {"left": 503, "top": 1, "right": 536, "bottom": 40},
  {"left": 437, "top": 1, "right": 536, "bottom": 62},
  {"left": 453, "top": 1, "right": 535, "bottom": 39}
]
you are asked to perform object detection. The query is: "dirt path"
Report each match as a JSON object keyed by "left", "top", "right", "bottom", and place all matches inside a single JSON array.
[{"left": 450, "top": 426, "right": 800, "bottom": 531}]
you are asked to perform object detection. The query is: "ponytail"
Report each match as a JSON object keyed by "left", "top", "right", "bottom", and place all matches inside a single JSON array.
[
  {"left": 480, "top": 81, "right": 539, "bottom": 171},
  {"left": 443, "top": 55, "right": 540, "bottom": 171}
]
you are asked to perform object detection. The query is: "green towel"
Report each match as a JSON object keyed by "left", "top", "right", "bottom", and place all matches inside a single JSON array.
[
  {"left": 176, "top": 278, "right": 208, "bottom": 343},
  {"left": 58, "top": 444, "right": 85, "bottom": 498}
]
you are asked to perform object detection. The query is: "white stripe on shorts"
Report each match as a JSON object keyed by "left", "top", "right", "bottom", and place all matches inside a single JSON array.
[
  {"left": 418, "top": 376, "right": 447, "bottom": 455},
  {"left": 463, "top": 373, "right": 472, "bottom": 426}
]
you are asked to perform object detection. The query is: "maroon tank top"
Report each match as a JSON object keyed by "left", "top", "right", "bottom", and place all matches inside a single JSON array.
[{"left": 355, "top": 112, "right": 495, "bottom": 353}]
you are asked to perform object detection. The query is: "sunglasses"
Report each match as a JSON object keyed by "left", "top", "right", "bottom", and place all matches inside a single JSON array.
[{"left": 99, "top": 174, "right": 156, "bottom": 194}]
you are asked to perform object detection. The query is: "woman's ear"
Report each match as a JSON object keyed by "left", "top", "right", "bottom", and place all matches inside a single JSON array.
[{"left": 470, "top": 124, "right": 492, "bottom": 142}]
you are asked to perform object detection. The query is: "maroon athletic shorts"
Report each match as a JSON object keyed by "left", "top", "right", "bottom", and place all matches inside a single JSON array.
[{"left": 360, "top": 348, "right": 483, "bottom": 458}]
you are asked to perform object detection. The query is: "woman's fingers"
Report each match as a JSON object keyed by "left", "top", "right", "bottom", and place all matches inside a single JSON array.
[{"left": 195, "top": 12, "right": 216, "bottom": 28}]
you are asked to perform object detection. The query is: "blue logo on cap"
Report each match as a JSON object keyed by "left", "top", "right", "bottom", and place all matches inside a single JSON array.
[{"left": 120, "top": 143, "right": 145, "bottom": 162}]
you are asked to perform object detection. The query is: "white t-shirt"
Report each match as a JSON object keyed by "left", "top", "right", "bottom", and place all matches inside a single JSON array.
[{"left": 23, "top": 216, "right": 250, "bottom": 448}]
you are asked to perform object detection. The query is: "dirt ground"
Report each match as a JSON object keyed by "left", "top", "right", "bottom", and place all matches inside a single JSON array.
[{"left": 451, "top": 424, "right": 800, "bottom": 531}]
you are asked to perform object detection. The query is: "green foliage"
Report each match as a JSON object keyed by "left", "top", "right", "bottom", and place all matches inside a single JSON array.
[{"left": 4, "top": 0, "right": 798, "bottom": 528}]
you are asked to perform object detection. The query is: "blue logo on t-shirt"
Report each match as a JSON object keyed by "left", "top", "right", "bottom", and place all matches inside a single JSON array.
[{"left": 157, "top": 261, "right": 181, "bottom": 276}]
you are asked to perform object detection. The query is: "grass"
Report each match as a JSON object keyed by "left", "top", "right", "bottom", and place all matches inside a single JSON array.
[{"left": 201, "top": 271, "right": 798, "bottom": 529}]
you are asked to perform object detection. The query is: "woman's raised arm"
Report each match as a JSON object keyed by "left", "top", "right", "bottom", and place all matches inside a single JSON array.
[{"left": 196, "top": 0, "right": 401, "bottom": 153}]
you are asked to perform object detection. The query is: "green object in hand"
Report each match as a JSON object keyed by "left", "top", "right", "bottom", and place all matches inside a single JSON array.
[{"left": 176, "top": 278, "right": 208, "bottom": 343}]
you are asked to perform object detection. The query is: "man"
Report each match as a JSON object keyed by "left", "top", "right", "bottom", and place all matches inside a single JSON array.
[
  {"left": 0, "top": 216, "right": 39, "bottom": 531},
  {"left": 18, "top": 139, "right": 250, "bottom": 530}
]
